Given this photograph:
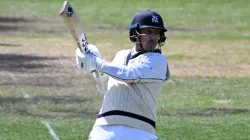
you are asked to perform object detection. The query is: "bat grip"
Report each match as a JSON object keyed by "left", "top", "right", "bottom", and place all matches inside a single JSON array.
[
  {"left": 80, "top": 45, "right": 103, "bottom": 92},
  {"left": 83, "top": 47, "right": 101, "bottom": 81}
]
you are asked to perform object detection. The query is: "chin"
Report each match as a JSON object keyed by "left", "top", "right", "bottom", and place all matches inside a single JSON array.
[{"left": 145, "top": 45, "right": 157, "bottom": 51}]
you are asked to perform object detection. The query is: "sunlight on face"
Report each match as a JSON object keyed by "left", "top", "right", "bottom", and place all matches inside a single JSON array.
[{"left": 137, "top": 28, "right": 161, "bottom": 52}]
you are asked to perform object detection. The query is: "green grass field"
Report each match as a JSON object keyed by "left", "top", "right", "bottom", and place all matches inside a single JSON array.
[{"left": 0, "top": 0, "right": 250, "bottom": 139}]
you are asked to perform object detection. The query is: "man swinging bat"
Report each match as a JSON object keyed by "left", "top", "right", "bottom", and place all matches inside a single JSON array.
[{"left": 60, "top": 1, "right": 170, "bottom": 139}]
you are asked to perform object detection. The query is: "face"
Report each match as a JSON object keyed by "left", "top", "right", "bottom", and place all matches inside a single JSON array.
[{"left": 135, "top": 28, "right": 161, "bottom": 52}]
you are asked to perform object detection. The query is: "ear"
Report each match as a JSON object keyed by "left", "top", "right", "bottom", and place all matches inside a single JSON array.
[
  {"left": 158, "top": 31, "right": 166, "bottom": 46},
  {"left": 129, "top": 24, "right": 140, "bottom": 42},
  {"left": 129, "top": 29, "right": 137, "bottom": 42}
]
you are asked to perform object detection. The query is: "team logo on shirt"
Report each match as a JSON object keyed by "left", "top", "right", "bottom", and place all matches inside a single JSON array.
[{"left": 152, "top": 15, "right": 159, "bottom": 23}]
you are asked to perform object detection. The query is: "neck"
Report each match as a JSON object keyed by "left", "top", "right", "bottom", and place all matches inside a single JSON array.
[{"left": 135, "top": 43, "right": 144, "bottom": 52}]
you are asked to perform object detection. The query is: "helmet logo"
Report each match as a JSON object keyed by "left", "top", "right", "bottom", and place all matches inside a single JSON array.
[{"left": 152, "top": 15, "right": 159, "bottom": 23}]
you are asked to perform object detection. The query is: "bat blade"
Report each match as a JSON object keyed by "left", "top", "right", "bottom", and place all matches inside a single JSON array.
[
  {"left": 59, "top": 1, "right": 88, "bottom": 53},
  {"left": 59, "top": 1, "right": 103, "bottom": 89}
]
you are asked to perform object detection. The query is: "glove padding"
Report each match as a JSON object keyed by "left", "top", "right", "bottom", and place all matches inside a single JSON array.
[
  {"left": 86, "top": 44, "right": 101, "bottom": 57},
  {"left": 75, "top": 48, "right": 97, "bottom": 73}
]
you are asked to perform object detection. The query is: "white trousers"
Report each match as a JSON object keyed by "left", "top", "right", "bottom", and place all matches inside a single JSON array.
[{"left": 88, "top": 125, "right": 158, "bottom": 140}]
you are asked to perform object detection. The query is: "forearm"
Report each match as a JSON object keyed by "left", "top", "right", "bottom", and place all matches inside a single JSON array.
[{"left": 94, "top": 57, "right": 166, "bottom": 83}]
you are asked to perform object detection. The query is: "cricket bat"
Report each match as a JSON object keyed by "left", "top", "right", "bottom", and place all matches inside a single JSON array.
[
  {"left": 59, "top": 1, "right": 88, "bottom": 52},
  {"left": 60, "top": 1, "right": 103, "bottom": 89}
]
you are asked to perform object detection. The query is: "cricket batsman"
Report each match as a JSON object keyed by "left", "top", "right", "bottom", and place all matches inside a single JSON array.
[{"left": 75, "top": 10, "right": 170, "bottom": 140}]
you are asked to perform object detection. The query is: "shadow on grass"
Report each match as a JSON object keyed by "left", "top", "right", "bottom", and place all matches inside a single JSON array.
[
  {"left": 0, "top": 16, "right": 64, "bottom": 35},
  {"left": 0, "top": 25, "right": 21, "bottom": 32},
  {"left": 0, "top": 95, "right": 98, "bottom": 119},
  {"left": 14, "top": 108, "right": 98, "bottom": 119},
  {"left": 0, "top": 95, "right": 92, "bottom": 104},
  {"left": 0, "top": 43, "right": 21, "bottom": 47},
  {"left": 0, "top": 17, "right": 33, "bottom": 23},
  {"left": 0, "top": 54, "right": 61, "bottom": 71},
  {"left": 161, "top": 108, "right": 250, "bottom": 117},
  {"left": 15, "top": 108, "right": 55, "bottom": 119},
  {"left": 0, "top": 53, "right": 93, "bottom": 87}
]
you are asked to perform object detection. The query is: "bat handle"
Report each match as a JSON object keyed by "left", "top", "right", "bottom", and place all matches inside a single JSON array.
[
  {"left": 83, "top": 45, "right": 102, "bottom": 88},
  {"left": 92, "top": 69, "right": 106, "bottom": 93},
  {"left": 91, "top": 69, "right": 100, "bottom": 80}
]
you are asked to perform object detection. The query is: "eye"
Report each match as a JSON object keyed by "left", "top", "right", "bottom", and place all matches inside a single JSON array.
[
  {"left": 152, "top": 30, "right": 160, "bottom": 35},
  {"left": 140, "top": 29, "right": 160, "bottom": 35},
  {"left": 142, "top": 30, "right": 151, "bottom": 34}
]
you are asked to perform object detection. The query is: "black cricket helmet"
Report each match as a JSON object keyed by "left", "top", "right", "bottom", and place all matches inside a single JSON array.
[{"left": 128, "top": 10, "right": 167, "bottom": 46}]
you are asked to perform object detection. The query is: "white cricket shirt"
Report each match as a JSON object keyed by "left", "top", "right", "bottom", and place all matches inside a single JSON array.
[{"left": 93, "top": 48, "right": 170, "bottom": 134}]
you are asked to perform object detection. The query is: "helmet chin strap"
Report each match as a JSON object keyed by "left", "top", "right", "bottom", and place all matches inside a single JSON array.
[
  {"left": 135, "top": 29, "right": 145, "bottom": 52},
  {"left": 137, "top": 39, "right": 144, "bottom": 50}
]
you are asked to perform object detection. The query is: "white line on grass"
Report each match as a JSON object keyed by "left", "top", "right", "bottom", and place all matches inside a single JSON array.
[
  {"left": 42, "top": 121, "right": 60, "bottom": 140},
  {"left": 6, "top": 65, "right": 59, "bottom": 139}
]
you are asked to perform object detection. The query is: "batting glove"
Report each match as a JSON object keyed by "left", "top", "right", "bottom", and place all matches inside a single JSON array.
[
  {"left": 86, "top": 44, "right": 101, "bottom": 57},
  {"left": 75, "top": 48, "right": 97, "bottom": 73}
]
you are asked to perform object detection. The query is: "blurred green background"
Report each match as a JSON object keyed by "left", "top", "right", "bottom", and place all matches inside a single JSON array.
[{"left": 0, "top": 0, "right": 250, "bottom": 139}]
